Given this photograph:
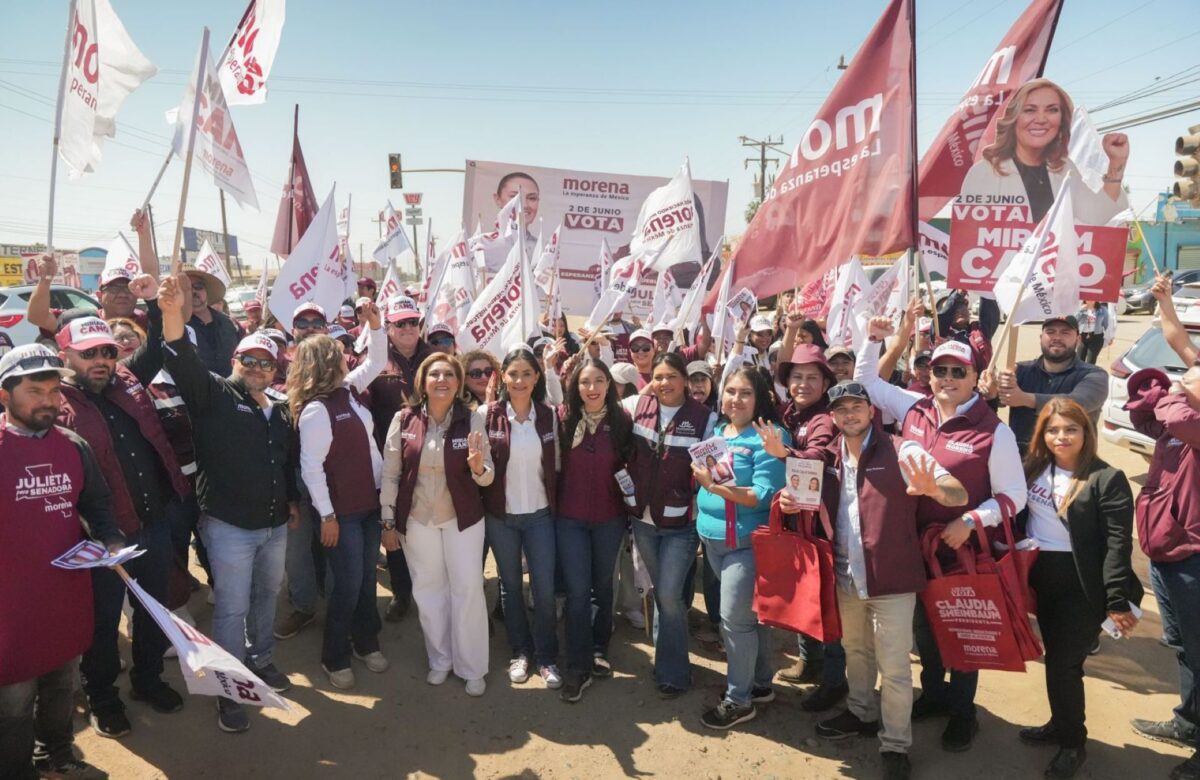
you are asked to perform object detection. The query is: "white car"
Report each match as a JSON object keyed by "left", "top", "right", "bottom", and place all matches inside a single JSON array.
[
  {"left": 1101, "top": 313, "right": 1200, "bottom": 459},
  {"left": 0, "top": 284, "right": 100, "bottom": 348},
  {"left": 1170, "top": 282, "right": 1200, "bottom": 317}
]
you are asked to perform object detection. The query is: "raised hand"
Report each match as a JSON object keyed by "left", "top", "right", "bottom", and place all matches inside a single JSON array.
[
  {"left": 753, "top": 418, "right": 788, "bottom": 459},
  {"left": 128, "top": 273, "right": 157, "bottom": 301},
  {"left": 467, "top": 430, "right": 486, "bottom": 474},
  {"left": 37, "top": 253, "right": 57, "bottom": 282},
  {"left": 867, "top": 315, "right": 894, "bottom": 341},
  {"left": 130, "top": 208, "right": 149, "bottom": 235},
  {"left": 362, "top": 300, "right": 381, "bottom": 330},
  {"left": 900, "top": 454, "right": 939, "bottom": 497},
  {"left": 485, "top": 371, "right": 498, "bottom": 403}
]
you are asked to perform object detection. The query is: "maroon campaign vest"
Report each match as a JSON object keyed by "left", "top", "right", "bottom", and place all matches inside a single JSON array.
[
  {"left": 0, "top": 424, "right": 93, "bottom": 685},
  {"left": 901, "top": 394, "right": 999, "bottom": 528},
  {"left": 628, "top": 394, "right": 709, "bottom": 528},
  {"left": 390, "top": 402, "right": 484, "bottom": 534},
  {"left": 316, "top": 387, "right": 380, "bottom": 516},
  {"left": 482, "top": 401, "right": 558, "bottom": 518},
  {"left": 780, "top": 398, "right": 835, "bottom": 460},
  {"left": 557, "top": 406, "right": 627, "bottom": 524},
  {"left": 818, "top": 426, "right": 926, "bottom": 597},
  {"left": 367, "top": 341, "right": 433, "bottom": 448},
  {"left": 148, "top": 374, "right": 197, "bottom": 478},
  {"left": 58, "top": 366, "right": 192, "bottom": 534}
]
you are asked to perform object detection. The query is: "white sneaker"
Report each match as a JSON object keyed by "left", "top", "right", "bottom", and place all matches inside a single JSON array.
[
  {"left": 465, "top": 678, "right": 486, "bottom": 697},
  {"left": 508, "top": 656, "right": 530, "bottom": 684},
  {"left": 322, "top": 664, "right": 355, "bottom": 690},
  {"left": 353, "top": 650, "right": 389, "bottom": 673},
  {"left": 427, "top": 669, "right": 450, "bottom": 686},
  {"left": 626, "top": 610, "right": 646, "bottom": 630},
  {"left": 539, "top": 664, "right": 564, "bottom": 690}
]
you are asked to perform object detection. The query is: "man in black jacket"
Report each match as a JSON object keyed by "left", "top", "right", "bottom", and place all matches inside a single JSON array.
[
  {"left": 184, "top": 268, "right": 240, "bottom": 378},
  {"left": 160, "top": 277, "right": 300, "bottom": 734}
]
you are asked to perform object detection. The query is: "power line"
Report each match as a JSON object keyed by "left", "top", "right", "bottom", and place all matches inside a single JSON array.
[
  {"left": 1089, "top": 66, "right": 1200, "bottom": 113},
  {"left": 1095, "top": 97, "right": 1200, "bottom": 132}
]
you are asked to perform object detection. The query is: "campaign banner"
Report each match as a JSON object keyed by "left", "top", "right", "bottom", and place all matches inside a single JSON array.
[
  {"left": 462, "top": 160, "right": 728, "bottom": 317},
  {"left": 948, "top": 205, "right": 1124, "bottom": 299}
]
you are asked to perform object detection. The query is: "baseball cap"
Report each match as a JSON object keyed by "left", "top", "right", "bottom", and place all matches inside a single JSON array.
[
  {"left": 182, "top": 267, "right": 226, "bottom": 304},
  {"left": 930, "top": 340, "right": 975, "bottom": 368},
  {"left": 687, "top": 360, "right": 713, "bottom": 379},
  {"left": 386, "top": 295, "right": 420, "bottom": 323},
  {"left": 293, "top": 302, "right": 327, "bottom": 322},
  {"left": 825, "top": 345, "right": 855, "bottom": 362},
  {"left": 531, "top": 336, "right": 554, "bottom": 354},
  {"left": 234, "top": 332, "right": 279, "bottom": 360},
  {"left": 338, "top": 305, "right": 356, "bottom": 321},
  {"left": 629, "top": 328, "right": 653, "bottom": 346},
  {"left": 56, "top": 316, "right": 119, "bottom": 351},
  {"left": 427, "top": 322, "right": 454, "bottom": 342},
  {"left": 749, "top": 314, "right": 774, "bottom": 333},
  {"left": 827, "top": 380, "right": 870, "bottom": 408},
  {"left": 650, "top": 323, "right": 673, "bottom": 335},
  {"left": 609, "top": 362, "right": 641, "bottom": 386},
  {"left": 259, "top": 328, "right": 288, "bottom": 346},
  {"left": 0, "top": 343, "right": 74, "bottom": 384},
  {"left": 327, "top": 325, "right": 352, "bottom": 342},
  {"left": 243, "top": 299, "right": 263, "bottom": 312},
  {"left": 357, "top": 277, "right": 377, "bottom": 289},
  {"left": 1042, "top": 315, "right": 1079, "bottom": 332},
  {"left": 911, "top": 348, "right": 933, "bottom": 369},
  {"left": 98, "top": 267, "right": 135, "bottom": 290},
  {"left": 354, "top": 296, "right": 373, "bottom": 311}
]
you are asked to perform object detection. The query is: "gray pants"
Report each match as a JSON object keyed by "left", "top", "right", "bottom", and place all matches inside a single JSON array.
[{"left": 0, "top": 658, "right": 79, "bottom": 778}]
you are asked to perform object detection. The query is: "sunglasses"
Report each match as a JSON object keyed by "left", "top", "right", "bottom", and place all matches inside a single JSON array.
[
  {"left": 932, "top": 365, "right": 969, "bottom": 380},
  {"left": 391, "top": 320, "right": 418, "bottom": 329},
  {"left": 190, "top": 282, "right": 207, "bottom": 292},
  {"left": 431, "top": 338, "right": 455, "bottom": 348},
  {"left": 8, "top": 354, "right": 65, "bottom": 372},
  {"left": 629, "top": 343, "right": 653, "bottom": 354},
  {"left": 827, "top": 381, "right": 869, "bottom": 403},
  {"left": 237, "top": 354, "right": 276, "bottom": 371},
  {"left": 293, "top": 318, "right": 327, "bottom": 330},
  {"left": 466, "top": 367, "right": 494, "bottom": 380},
  {"left": 76, "top": 345, "right": 119, "bottom": 360}
]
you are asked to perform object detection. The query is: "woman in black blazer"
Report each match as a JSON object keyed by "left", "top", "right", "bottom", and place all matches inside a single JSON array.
[{"left": 1016, "top": 397, "right": 1142, "bottom": 779}]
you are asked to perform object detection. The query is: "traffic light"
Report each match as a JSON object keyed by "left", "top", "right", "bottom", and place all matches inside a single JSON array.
[
  {"left": 388, "top": 153, "right": 402, "bottom": 189},
  {"left": 1173, "top": 125, "right": 1200, "bottom": 205}
]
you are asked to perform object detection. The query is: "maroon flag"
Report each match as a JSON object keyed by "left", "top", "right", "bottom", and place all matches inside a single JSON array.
[
  {"left": 711, "top": 0, "right": 915, "bottom": 305},
  {"left": 270, "top": 111, "right": 316, "bottom": 258},
  {"left": 917, "top": 0, "right": 1063, "bottom": 220}
]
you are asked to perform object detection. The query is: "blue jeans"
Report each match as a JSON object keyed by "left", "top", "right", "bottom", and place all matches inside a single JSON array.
[
  {"left": 321, "top": 510, "right": 383, "bottom": 671},
  {"left": 486, "top": 508, "right": 559, "bottom": 666},
  {"left": 632, "top": 521, "right": 698, "bottom": 690},
  {"left": 702, "top": 546, "right": 721, "bottom": 627},
  {"left": 914, "top": 598, "right": 978, "bottom": 718},
  {"left": 200, "top": 516, "right": 288, "bottom": 668},
  {"left": 797, "top": 634, "right": 847, "bottom": 688},
  {"left": 1152, "top": 556, "right": 1200, "bottom": 746},
  {"left": 0, "top": 659, "right": 77, "bottom": 777},
  {"left": 704, "top": 536, "right": 774, "bottom": 706},
  {"left": 285, "top": 494, "right": 320, "bottom": 615},
  {"left": 557, "top": 517, "right": 626, "bottom": 676}
]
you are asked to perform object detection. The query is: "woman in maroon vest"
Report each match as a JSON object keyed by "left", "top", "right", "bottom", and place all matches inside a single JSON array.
[
  {"left": 483, "top": 346, "right": 562, "bottom": 689},
  {"left": 556, "top": 358, "right": 633, "bottom": 702},
  {"left": 622, "top": 351, "right": 716, "bottom": 698},
  {"left": 289, "top": 301, "right": 387, "bottom": 691},
  {"left": 380, "top": 354, "right": 493, "bottom": 696}
]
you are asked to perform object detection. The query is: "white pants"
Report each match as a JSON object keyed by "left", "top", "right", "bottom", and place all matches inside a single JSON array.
[
  {"left": 838, "top": 586, "right": 917, "bottom": 754},
  {"left": 403, "top": 519, "right": 489, "bottom": 682}
]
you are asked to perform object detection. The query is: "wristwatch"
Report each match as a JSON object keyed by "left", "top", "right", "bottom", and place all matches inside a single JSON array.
[
  {"left": 321, "top": 514, "right": 336, "bottom": 524},
  {"left": 381, "top": 518, "right": 396, "bottom": 531},
  {"left": 961, "top": 514, "right": 977, "bottom": 531}
]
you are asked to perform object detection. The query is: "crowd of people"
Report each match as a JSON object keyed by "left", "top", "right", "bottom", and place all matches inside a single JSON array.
[{"left": 1, "top": 233, "right": 1198, "bottom": 780}]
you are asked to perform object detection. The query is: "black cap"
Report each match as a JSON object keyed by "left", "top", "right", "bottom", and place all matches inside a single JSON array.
[
  {"left": 1042, "top": 315, "right": 1079, "bottom": 332},
  {"left": 827, "top": 380, "right": 871, "bottom": 408}
]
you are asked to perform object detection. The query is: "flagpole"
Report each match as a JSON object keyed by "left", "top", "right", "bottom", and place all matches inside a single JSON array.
[
  {"left": 141, "top": 149, "right": 173, "bottom": 212},
  {"left": 46, "top": 0, "right": 77, "bottom": 251},
  {"left": 219, "top": 188, "right": 241, "bottom": 284},
  {"left": 170, "top": 28, "right": 212, "bottom": 273}
]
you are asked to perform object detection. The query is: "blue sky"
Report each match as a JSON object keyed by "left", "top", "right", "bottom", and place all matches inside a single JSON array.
[{"left": 0, "top": 0, "right": 1196, "bottom": 270}]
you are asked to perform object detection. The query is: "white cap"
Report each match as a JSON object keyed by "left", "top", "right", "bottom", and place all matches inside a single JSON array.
[
  {"left": 0, "top": 344, "right": 74, "bottom": 384},
  {"left": 629, "top": 329, "right": 653, "bottom": 345},
  {"left": 293, "top": 302, "right": 327, "bottom": 322},
  {"left": 56, "top": 316, "right": 118, "bottom": 351},
  {"left": 749, "top": 314, "right": 774, "bottom": 333},
  {"left": 609, "top": 362, "right": 641, "bottom": 385},
  {"left": 385, "top": 295, "right": 420, "bottom": 323},
  {"left": 98, "top": 267, "right": 135, "bottom": 289},
  {"left": 338, "top": 305, "right": 355, "bottom": 321},
  {"left": 234, "top": 332, "right": 279, "bottom": 360},
  {"left": 930, "top": 340, "right": 975, "bottom": 368}
]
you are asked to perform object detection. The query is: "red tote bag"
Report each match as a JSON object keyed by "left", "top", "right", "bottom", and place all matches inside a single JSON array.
[
  {"left": 919, "top": 524, "right": 1027, "bottom": 673},
  {"left": 751, "top": 495, "right": 842, "bottom": 642}
]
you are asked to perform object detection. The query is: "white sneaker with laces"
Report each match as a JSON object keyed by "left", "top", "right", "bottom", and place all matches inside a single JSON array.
[
  {"left": 508, "top": 656, "right": 530, "bottom": 684},
  {"left": 354, "top": 650, "right": 389, "bottom": 673},
  {"left": 540, "top": 664, "right": 564, "bottom": 690},
  {"left": 427, "top": 668, "right": 450, "bottom": 686}
]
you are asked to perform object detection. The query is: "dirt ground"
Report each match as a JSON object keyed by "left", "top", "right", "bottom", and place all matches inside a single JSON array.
[{"left": 70, "top": 315, "right": 1194, "bottom": 779}]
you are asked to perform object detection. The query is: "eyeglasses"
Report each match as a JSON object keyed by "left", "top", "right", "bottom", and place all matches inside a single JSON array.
[
  {"left": 391, "top": 320, "right": 418, "bottom": 330},
  {"left": 827, "top": 381, "right": 868, "bottom": 403},
  {"left": 237, "top": 354, "right": 276, "bottom": 371},
  {"left": 76, "top": 346, "right": 119, "bottom": 360},
  {"left": 932, "top": 365, "right": 969, "bottom": 380},
  {"left": 7, "top": 354, "right": 65, "bottom": 373},
  {"left": 293, "top": 318, "right": 327, "bottom": 330},
  {"left": 466, "top": 367, "right": 494, "bottom": 380},
  {"left": 629, "top": 343, "right": 653, "bottom": 354},
  {"left": 431, "top": 338, "right": 455, "bottom": 348},
  {"left": 113, "top": 334, "right": 142, "bottom": 345},
  {"left": 190, "top": 282, "right": 207, "bottom": 292}
]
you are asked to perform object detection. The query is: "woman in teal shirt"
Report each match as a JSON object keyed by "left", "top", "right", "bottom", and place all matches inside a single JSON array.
[{"left": 692, "top": 366, "right": 789, "bottom": 731}]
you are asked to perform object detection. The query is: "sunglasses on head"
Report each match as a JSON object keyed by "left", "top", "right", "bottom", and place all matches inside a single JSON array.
[
  {"left": 466, "top": 366, "right": 494, "bottom": 380},
  {"left": 827, "top": 381, "right": 868, "bottom": 403},
  {"left": 237, "top": 354, "right": 276, "bottom": 371},
  {"left": 76, "top": 345, "right": 119, "bottom": 360},
  {"left": 932, "top": 365, "right": 969, "bottom": 380},
  {"left": 9, "top": 354, "right": 65, "bottom": 372},
  {"left": 629, "top": 343, "right": 653, "bottom": 354},
  {"left": 293, "top": 318, "right": 327, "bottom": 330}
]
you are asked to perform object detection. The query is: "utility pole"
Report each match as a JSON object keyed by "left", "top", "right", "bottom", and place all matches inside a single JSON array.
[{"left": 739, "top": 135, "right": 785, "bottom": 200}]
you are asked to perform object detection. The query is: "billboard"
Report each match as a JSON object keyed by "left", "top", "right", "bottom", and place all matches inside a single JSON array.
[{"left": 463, "top": 160, "right": 729, "bottom": 318}]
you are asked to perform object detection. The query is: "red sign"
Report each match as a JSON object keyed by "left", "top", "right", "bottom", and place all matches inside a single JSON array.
[
  {"left": 403, "top": 192, "right": 423, "bottom": 206},
  {"left": 948, "top": 206, "right": 1126, "bottom": 301}
]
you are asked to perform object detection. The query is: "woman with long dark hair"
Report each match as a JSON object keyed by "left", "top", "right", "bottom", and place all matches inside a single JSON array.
[
  {"left": 556, "top": 358, "right": 633, "bottom": 702},
  {"left": 483, "top": 346, "right": 562, "bottom": 690},
  {"left": 622, "top": 351, "right": 717, "bottom": 698},
  {"left": 1016, "top": 398, "right": 1140, "bottom": 779}
]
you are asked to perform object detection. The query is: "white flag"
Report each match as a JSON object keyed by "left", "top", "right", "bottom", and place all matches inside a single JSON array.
[
  {"left": 58, "top": 0, "right": 157, "bottom": 178},
  {"left": 851, "top": 257, "right": 910, "bottom": 349},
  {"left": 470, "top": 192, "right": 524, "bottom": 274},
  {"left": 593, "top": 237, "right": 614, "bottom": 305},
  {"left": 670, "top": 240, "right": 720, "bottom": 337},
  {"left": 648, "top": 269, "right": 683, "bottom": 330},
  {"left": 533, "top": 224, "right": 561, "bottom": 294},
  {"left": 337, "top": 197, "right": 356, "bottom": 300},
  {"left": 168, "top": 41, "right": 259, "bottom": 210},
  {"left": 123, "top": 574, "right": 289, "bottom": 709},
  {"left": 629, "top": 158, "right": 702, "bottom": 273},
  {"left": 426, "top": 230, "right": 476, "bottom": 333},
  {"left": 826, "top": 258, "right": 870, "bottom": 348},
  {"left": 103, "top": 233, "right": 140, "bottom": 275},
  {"left": 918, "top": 221, "right": 949, "bottom": 279},
  {"left": 585, "top": 254, "right": 646, "bottom": 333},
  {"left": 217, "top": 0, "right": 286, "bottom": 106},
  {"left": 373, "top": 201, "right": 413, "bottom": 265},
  {"left": 193, "top": 240, "right": 233, "bottom": 289},
  {"left": 709, "top": 258, "right": 735, "bottom": 359},
  {"left": 994, "top": 180, "right": 1080, "bottom": 327},
  {"left": 253, "top": 258, "right": 269, "bottom": 310},
  {"left": 1068, "top": 106, "right": 1108, "bottom": 195},
  {"left": 458, "top": 233, "right": 537, "bottom": 356},
  {"left": 269, "top": 186, "right": 344, "bottom": 330}
]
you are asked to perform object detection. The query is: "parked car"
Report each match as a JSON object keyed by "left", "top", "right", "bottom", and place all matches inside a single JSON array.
[
  {"left": 1122, "top": 268, "right": 1200, "bottom": 314},
  {"left": 1172, "top": 282, "right": 1200, "bottom": 318},
  {"left": 1101, "top": 312, "right": 1200, "bottom": 459},
  {"left": 0, "top": 284, "right": 99, "bottom": 348}
]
